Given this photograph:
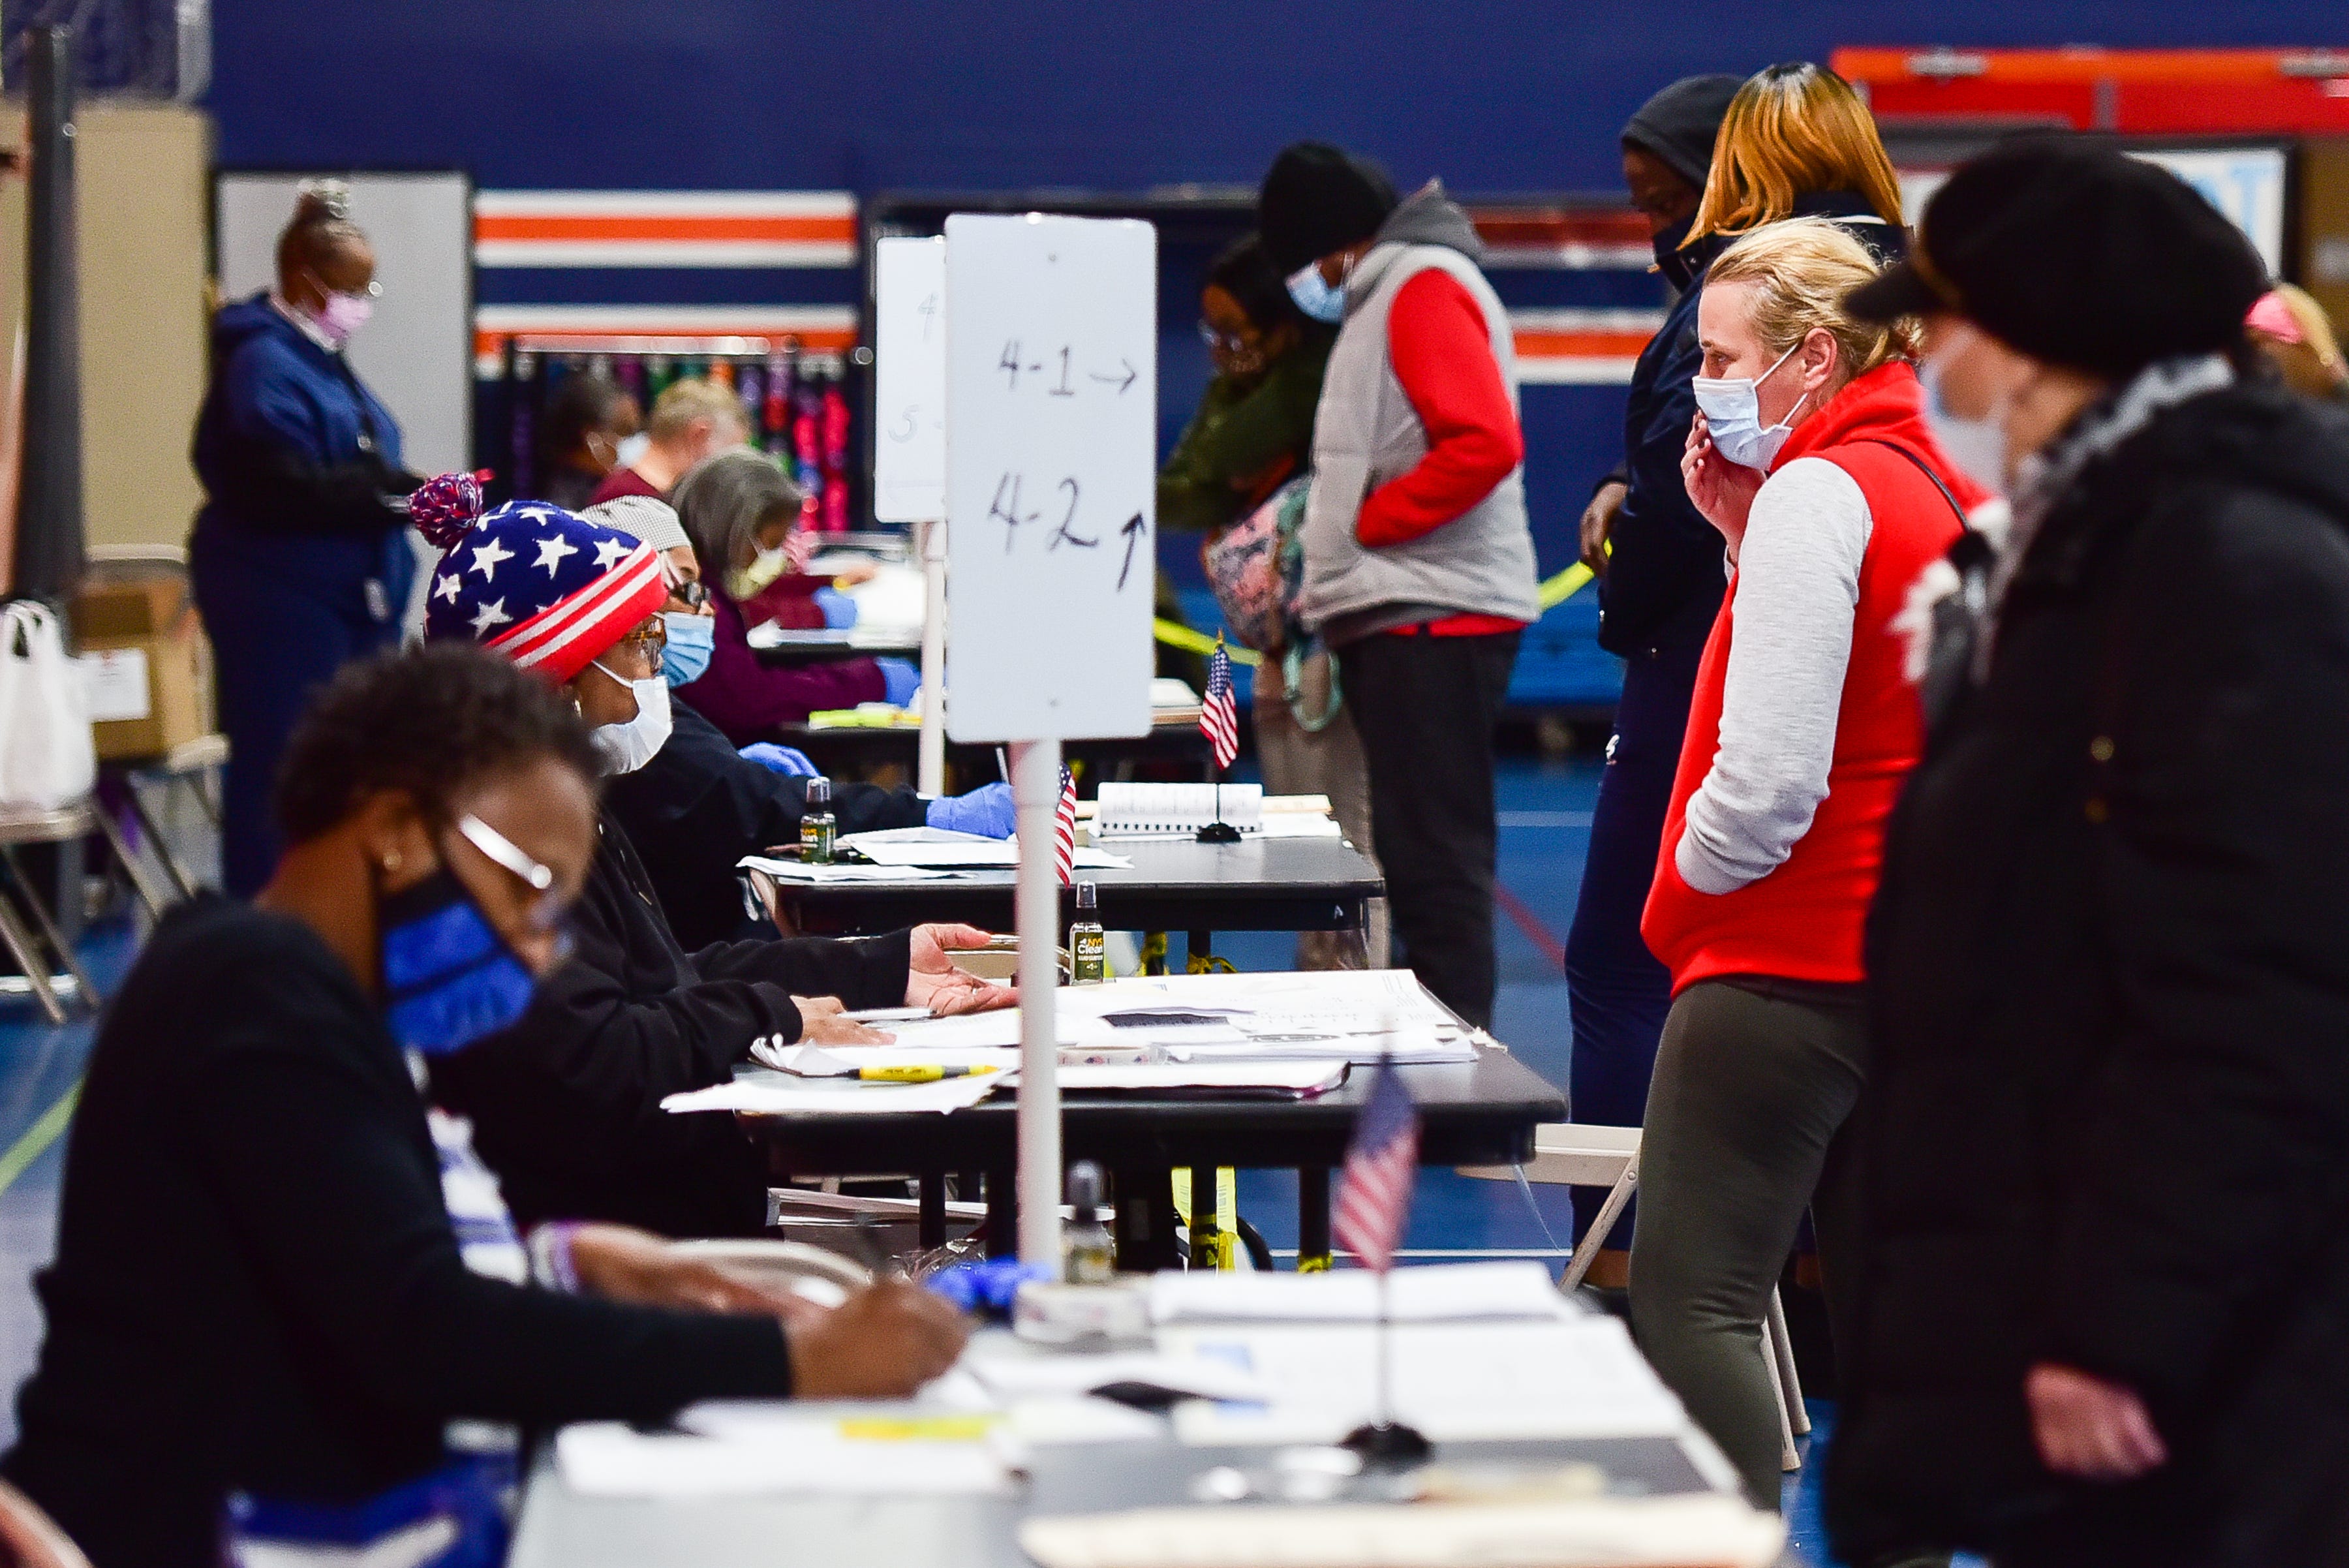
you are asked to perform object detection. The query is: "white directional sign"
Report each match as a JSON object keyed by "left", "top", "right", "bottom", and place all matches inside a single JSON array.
[
  {"left": 944, "top": 212, "right": 1157, "bottom": 743},
  {"left": 872, "top": 236, "right": 948, "bottom": 522}
]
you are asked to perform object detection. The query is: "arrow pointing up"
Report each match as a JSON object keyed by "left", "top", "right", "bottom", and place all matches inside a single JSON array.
[
  {"left": 1116, "top": 512, "right": 1148, "bottom": 591},
  {"left": 1088, "top": 359, "right": 1139, "bottom": 395}
]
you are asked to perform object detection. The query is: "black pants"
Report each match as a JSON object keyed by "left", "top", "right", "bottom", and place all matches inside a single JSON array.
[
  {"left": 1336, "top": 628, "right": 1519, "bottom": 1029},
  {"left": 1563, "top": 594, "right": 1713, "bottom": 1249}
]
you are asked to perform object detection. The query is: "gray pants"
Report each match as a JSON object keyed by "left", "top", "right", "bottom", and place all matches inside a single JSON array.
[
  {"left": 1251, "top": 652, "right": 1389, "bottom": 968},
  {"left": 1629, "top": 977, "right": 1868, "bottom": 1510}
]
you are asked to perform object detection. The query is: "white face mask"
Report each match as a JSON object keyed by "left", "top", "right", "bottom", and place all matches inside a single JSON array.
[
  {"left": 615, "top": 431, "right": 651, "bottom": 470},
  {"left": 728, "top": 544, "right": 792, "bottom": 600},
  {"left": 1919, "top": 341, "right": 2011, "bottom": 497},
  {"left": 587, "top": 660, "right": 672, "bottom": 774},
  {"left": 1692, "top": 339, "right": 1810, "bottom": 472}
]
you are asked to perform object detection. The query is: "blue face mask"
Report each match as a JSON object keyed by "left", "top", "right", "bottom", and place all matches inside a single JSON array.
[
  {"left": 661, "top": 611, "right": 715, "bottom": 687},
  {"left": 1286, "top": 262, "right": 1346, "bottom": 325},
  {"left": 380, "top": 869, "right": 540, "bottom": 1056}
]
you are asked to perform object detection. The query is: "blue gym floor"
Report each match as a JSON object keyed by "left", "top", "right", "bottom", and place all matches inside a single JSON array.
[{"left": 0, "top": 752, "right": 1889, "bottom": 1562}]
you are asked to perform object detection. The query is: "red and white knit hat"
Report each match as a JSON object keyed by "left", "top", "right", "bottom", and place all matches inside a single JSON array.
[{"left": 414, "top": 472, "right": 666, "bottom": 684}]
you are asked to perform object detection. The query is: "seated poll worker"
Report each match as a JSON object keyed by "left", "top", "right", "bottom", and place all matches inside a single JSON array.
[
  {"left": 1, "top": 643, "right": 968, "bottom": 1568},
  {"left": 410, "top": 475, "right": 1009, "bottom": 1238},
  {"left": 585, "top": 494, "right": 1014, "bottom": 948}
]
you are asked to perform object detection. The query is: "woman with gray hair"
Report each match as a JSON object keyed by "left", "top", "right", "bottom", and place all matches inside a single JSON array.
[{"left": 668, "top": 451, "right": 919, "bottom": 743}]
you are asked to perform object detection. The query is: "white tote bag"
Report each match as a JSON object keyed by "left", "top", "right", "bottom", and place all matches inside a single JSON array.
[{"left": 0, "top": 600, "right": 97, "bottom": 811}]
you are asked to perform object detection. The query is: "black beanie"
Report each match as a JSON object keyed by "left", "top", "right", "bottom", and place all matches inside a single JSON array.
[
  {"left": 1621, "top": 74, "right": 1745, "bottom": 192},
  {"left": 1849, "top": 136, "right": 2269, "bottom": 381},
  {"left": 1257, "top": 142, "right": 1400, "bottom": 275}
]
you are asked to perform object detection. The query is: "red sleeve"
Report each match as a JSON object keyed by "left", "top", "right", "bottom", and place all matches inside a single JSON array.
[{"left": 1355, "top": 270, "right": 1525, "bottom": 549}]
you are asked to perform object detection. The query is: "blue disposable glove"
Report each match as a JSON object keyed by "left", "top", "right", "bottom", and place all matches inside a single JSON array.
[
  {"left": 812, "top": 586, "right": 859, "bottom": 629},
  {"left": 739, "top": 742, "right": 819, "bottom": 777},
  {"left": 926, "top": 781, "right": 1015, "bottom": 838},
  {"left": 877, "top": 658, "right": 921, "bottom": 708}
]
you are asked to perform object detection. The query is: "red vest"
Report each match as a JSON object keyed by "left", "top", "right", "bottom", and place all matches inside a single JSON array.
[{"left": 1642, "top": 361, "right": 1978, "bottom": 993}]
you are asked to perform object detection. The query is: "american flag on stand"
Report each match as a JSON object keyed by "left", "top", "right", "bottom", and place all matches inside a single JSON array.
[
  {"left": 1201, "top": 639, "right": 1240, "bottom": 773},
  {"left": 1333, "top": 1056, "right": 1420, "bottom": 1273},
  {"left": 1053, "top": 765, "right": 1078, "bottom": 887}
]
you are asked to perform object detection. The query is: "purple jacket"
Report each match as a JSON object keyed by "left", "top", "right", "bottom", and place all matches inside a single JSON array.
[{"left": 675, "top": 591, "right": 885, "bottom": 744}]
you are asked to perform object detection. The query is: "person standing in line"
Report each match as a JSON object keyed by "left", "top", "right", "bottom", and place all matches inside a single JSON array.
[
  {"left": 532, "top": 370, "right": 641, "bottom": 513},
  {"left": 591, "top": 377, "right": 752, "bottom": 504},
  {"left": 1256, "top": 142, "right": 1538, "bottom": 1029},
  {"left": 190, "top": 183, "right": 425, "bottom": 897},
  {"left": 1629, "top": 219, "right": 1976, "bottom": 1510},
  {"left": 1828, "top": 140, "right": 2349, "bottom": 1568},
  {"left": 1565, "top": 60, "right": 1911, "bottom": 1290},
  {"left": 1558, "top": 72, "right": 1742, "bottom": 1289}
]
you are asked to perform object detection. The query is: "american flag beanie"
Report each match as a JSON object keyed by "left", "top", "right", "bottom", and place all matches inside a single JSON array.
[{"left": 414, "top": 472, "right": 666, "bottom": 684}]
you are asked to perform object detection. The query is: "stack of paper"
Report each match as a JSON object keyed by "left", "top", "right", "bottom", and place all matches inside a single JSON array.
[
  {"left": 1021, "top": 1495, "right": 1785, "bottom": 1568},
  {"left": 1148, "top": 1261, "right": 1576, "bottom": 1326},
  {"left": 661, "top": 1071, "right": 1004, "bottom": 1116},
  {"left": 739, "top": 854, "right": 954, "bottom": 884},
  {"left": 833, "top": 826, "right": 1133, "bottom": 870},
  {"left": 557, "top": 1409, "right": 1014, "bottom": 1498},
  {"left": 1159, "top": 1317, "right": 1685, "bottom": 1447}
]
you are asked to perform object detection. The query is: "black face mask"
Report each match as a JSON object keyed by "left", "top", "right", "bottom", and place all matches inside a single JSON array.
[{"left": 1653, "top": 212, "right": 1701, "bottom": 293}]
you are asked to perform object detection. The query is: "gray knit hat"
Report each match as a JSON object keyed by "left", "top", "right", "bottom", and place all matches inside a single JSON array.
[{"left": 582, "top": 495, "right": 690, "bottom": 554}]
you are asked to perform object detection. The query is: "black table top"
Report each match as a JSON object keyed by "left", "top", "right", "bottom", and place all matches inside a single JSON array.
[
  {"left": 777, "top": 834, "right": 1384, "bottom": 935},
  {"left": 746, "top": 1045, "right": 1565, "bottom": 1173}
]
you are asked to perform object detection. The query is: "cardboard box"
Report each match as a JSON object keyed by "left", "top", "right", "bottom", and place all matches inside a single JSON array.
[{"left": 71, "top": 572, "right": 215, "bottom": 761}]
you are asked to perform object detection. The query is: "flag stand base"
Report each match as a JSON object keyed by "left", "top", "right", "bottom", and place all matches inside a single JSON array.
[
  {"left": 1194, "top": 820, "right": 1242, "bottom": 843},
  {"left": 1341, "top": 1421, "right": 1431, "bottom": 1469}
]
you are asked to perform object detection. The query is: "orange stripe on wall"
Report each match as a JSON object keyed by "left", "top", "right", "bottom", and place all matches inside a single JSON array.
[
  {"left": 1514, "top": 330, "right": 1655, "bottom": 358},
  {"left": 473, "top": 214, "right": 858, "bottom": 243}
]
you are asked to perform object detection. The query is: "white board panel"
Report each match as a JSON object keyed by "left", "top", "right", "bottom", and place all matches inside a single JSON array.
[
  {"left": 214, "top": 172, "right": 473, "bottom": 476},
  {"left": 873, "top": 236, "right": 949, "bottom": 521},
  {"left": 944, "top": 213, "right": 1156, "bottom": 742}
]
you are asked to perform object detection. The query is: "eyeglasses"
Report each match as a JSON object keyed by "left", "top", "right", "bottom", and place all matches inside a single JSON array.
[
  {"left": 671, "top": 578, "right": 709, "bottom": 611},
  {"left": 614, "top": 619, "right": 668, "bottom": 662},
  {"left": 455, "top": 812, "right": 570, "bottom": 934},
  {"left": 1198, "top": 320, "right": 1257, "bottom": 356}
]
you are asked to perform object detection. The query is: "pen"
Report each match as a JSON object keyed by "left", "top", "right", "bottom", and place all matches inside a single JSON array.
[{"left": 996, "top": 746, "right": 1010, "bottom": 783}]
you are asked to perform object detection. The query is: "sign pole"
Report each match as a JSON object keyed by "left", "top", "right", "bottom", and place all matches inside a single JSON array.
[
  {"left": 1011, "top": 736, "right": 1064, "bottom": 1270},
  {"left": 916, "top": 517, "right": 947, "bottom": 796}
]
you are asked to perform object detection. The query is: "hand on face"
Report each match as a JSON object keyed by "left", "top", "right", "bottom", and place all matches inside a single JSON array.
[
  {"left": 2027, "top": 1363, "right": 2168, "bottom": 1482},
  {"left": 906, "top": 923, "right": 1013, "bottom": 1015},
  {"left": 1681, "top": 411, "right": 1764, "bottom": 557}
]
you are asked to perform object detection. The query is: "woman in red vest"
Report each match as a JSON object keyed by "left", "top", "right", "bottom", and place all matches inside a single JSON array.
[{"left": 1629, "top": 217, "right": 1978, "bottom": 1509}]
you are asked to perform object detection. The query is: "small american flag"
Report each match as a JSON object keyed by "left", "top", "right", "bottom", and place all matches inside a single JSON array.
[
  {"left": 1201, "top": 639, "right": 1239, "bottom": 773},
  {"left": 1333, "top": 1056, "right": 1420, "bottom": 1273},
  {"left": 1053, "top": 765, "right": 1077, "bottom": 887}
]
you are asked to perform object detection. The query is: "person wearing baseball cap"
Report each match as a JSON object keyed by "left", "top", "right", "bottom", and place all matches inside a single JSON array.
[
  {"left": 410, "top": 474, "right": 1009, "bottom": 1240},
  {"left": 1830, "top": 138, "right": 2349, "bottom": 1568}
]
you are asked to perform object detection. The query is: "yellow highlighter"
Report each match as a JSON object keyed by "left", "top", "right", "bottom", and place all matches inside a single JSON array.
[{"left": 856, "top": 1064, "right": 1000, "bottom": 1083}]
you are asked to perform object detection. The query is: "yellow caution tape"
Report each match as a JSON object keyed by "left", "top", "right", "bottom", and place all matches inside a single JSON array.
[{"left": 1155, "top": 564, "right": 1593, "bottom": 664}]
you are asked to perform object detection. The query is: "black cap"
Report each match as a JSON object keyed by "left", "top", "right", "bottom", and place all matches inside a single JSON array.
[
  {"left": 1256, "top": 142, "right": 1399, "bottom": 275},
  {"left": 1847, "top": 136, "right": 2268, "bottom": 380},
  {"left": 1621, "top": 74, "right": 1744, "bottom": 192}
]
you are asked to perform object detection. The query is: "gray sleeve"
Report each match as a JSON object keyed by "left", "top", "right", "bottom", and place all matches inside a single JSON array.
[{"left": 1674, "top": 457, "right": 1871, "bottom": 895}]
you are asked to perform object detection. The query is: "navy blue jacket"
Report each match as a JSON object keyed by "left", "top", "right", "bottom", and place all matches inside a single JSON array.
[
  {"left": 191, "top": 294, "right": 422, "bottom": 597},
  {"left": 1597, "top": 194, "right": 1905, "bottom": 657}
]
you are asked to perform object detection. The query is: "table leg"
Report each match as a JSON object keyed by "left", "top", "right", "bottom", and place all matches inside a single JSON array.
[
  {"left": 919, "top": 1171, "right": 946, "bottom": 1252},
  {"left": 1298, "top": 1168, "right": 1333, "bottom": 1272},
  {"left": 1187, "top": 930, "right": 1212, "bottom": 973},
  {"left": 985, "top": 1168, "right": 1016, "bottom": 1258},
  {"left": 1113, "top": 1166, "right": 1179, "bottom": 1271}
]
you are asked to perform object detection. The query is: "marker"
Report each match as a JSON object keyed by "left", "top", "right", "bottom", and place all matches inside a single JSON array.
[
  {"left": 846, "top": 1006, "right": 934, "bottom": 1024},
  {"left": 855, "top": 1063, "right": 1000, "bottom": 1083}
]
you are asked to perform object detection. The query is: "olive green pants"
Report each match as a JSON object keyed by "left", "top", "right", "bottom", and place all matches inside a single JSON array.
[{"left": 1629, "top": 976, "right": 1869, "bottom": 1510}]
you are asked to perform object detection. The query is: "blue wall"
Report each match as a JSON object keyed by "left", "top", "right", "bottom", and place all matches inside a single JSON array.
[{"left": 212, "top": 2, "right": 2346, "bottom": 192}]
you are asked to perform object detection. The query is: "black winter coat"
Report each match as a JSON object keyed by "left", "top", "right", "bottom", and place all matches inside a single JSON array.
[
  {"left": 1827, "top": 379, "right": 2349, "bottom": 1568},
  {"left": 604, "top": 701, "right": 927, "bottom": 949},
  {"left": 430, "top": 812, "right": 911, "bottom": 1239}
]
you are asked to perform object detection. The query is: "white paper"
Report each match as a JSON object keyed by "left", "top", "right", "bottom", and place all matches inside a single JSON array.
[
  {"left": 962, "top": 1350, "right": 1269, "bottom": 1404},
  {"left": 1020, "top": 1495, "right": 1785, "bottom": 1568},
  {"left": 78, "top": 648, "right": 151, "bottom": 724},
  {"left": 662, "top": 1073, "right": 1003, "bottom": 1116},
  {"left": 1054, "top": 1061, "right": 1346, "bottom": 1096},
  {"left": 557, "top": 1417, "right": 1012, "bottom": 1498},
  {"left": 1159, "top": 1317, "right": 1684, "bottom": 1446},
  {"left": 738, "top": 855, "right": 957, "bottom": 884},
  {"left": 1148, "top": 1261, "right": 1574, "bottom": 1327},
  {"left": 1094, "top": 782, "right": 1265, "bottom": 836},
  {"left": 837, "top": 828, "right": 1132, "bottom": 870}
]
